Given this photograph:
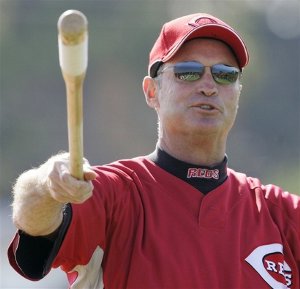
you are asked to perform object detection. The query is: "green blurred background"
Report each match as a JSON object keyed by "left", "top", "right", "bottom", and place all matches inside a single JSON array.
[{"left": 0, "top": 0, "right": 299, "bottom": 288}]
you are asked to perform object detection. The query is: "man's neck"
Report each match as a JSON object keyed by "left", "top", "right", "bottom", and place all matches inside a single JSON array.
[{"left": 157, "top": 135, "right": 226, "bottom": 167}]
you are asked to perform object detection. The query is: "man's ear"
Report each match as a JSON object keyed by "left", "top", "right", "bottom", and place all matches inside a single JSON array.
[{"left": 143, "top": 76, "right": 159, "bottom": 109}]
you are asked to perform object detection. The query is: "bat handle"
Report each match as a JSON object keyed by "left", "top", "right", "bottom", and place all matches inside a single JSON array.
[{"left": 64, "top": 73, "right": 84, "bottom": 180}]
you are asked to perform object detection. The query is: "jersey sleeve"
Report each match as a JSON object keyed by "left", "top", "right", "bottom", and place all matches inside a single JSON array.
[
  {"left": 7, "top": 164, "right": 135, "bottom": 281},
  {"left": 264, "top": 184, "right": 300, "bottom": 234},
  {"left": 7, "top": 204, "right": 72, "bottom": 280},
  {"left": 52, "top": 165, "right": 135, "bottom": 273},
  {"left": 263, "top": 184, "right": 300, "bottom": 269}
]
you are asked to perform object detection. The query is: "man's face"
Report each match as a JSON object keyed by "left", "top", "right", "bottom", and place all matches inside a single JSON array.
[{"left": 149, "top": 38, "right": 242, "bottom": 140}]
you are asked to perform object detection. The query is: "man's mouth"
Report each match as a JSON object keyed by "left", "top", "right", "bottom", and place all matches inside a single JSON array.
[{"left": 198, "top": 104, "right": 215, "bottom": 111}]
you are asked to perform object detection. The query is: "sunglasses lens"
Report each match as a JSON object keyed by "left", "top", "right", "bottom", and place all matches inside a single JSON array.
[
  {"left": 211, "top": 64, "right": 240, "bottom": 84},
  {"left": 162, "top": 62, "right": 240, "bottom": 84},
  {"left": 174, "top": 62, "right": 204, "bottom": 82}
]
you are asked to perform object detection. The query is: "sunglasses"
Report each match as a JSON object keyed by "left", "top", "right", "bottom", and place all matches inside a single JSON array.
[{"left": 157, "top": 61, "right": 240, "bottom": 85}]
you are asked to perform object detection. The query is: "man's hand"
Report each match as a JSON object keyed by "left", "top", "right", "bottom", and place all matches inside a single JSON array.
[
  {"left": 12, "top": 153, "right": 97, "bottom": 236},
  {"left": 46, "top": 153, "right": 97, "bottom": 204}
]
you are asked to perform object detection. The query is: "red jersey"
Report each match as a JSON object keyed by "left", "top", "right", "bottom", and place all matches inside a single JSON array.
[{"left": 8, "top": 156, "right": 300, "bottom": 288}]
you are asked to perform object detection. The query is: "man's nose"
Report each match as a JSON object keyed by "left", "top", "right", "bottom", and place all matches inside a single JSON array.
[{"left": 196, "top": 67, "right": 218, "bottom": 96}]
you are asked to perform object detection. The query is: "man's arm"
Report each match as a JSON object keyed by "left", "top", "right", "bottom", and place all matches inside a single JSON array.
[{"left": 12, "top": 153, "right": 97, "bottom": 236}]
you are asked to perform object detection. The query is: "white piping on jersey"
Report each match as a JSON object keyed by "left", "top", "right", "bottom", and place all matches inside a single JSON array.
[{"left": 69, "top": 246, "right": 104, "bottom": 289}]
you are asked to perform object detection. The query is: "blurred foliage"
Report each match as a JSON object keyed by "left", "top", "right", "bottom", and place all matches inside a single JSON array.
[{"left": 0, "top": 0, "right": 299, "bottom": 200}]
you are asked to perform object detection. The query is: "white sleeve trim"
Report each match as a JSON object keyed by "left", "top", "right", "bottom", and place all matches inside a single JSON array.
[{"left": 69, "top": 246, "right": 104, "bottom": 289}]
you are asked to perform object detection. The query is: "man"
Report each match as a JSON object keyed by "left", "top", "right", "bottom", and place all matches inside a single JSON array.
[{"left": 8, "top": 13, "right": 300, "bottom": 289}]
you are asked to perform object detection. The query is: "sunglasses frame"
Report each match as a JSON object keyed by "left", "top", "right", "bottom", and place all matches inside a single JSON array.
[{"left": 156, "top": 61, "right": 241, "bottom": 85}]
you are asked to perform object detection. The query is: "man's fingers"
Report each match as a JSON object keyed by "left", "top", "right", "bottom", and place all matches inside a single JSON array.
[
  {"left": 45, "top": 153, "right": 95, "bottom": 204},
  {"left": 83, "top": 168, "right": 97, "bottom": 181},
  {"left": 48, "top": 171, "right": 93, "bottom": 204}
]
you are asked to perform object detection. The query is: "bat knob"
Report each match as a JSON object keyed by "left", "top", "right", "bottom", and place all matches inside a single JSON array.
[{"left": 58, "top": 10, "right": 88, "bottom": 45}]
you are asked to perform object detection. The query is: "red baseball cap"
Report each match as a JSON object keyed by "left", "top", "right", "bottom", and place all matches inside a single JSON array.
[{"left": 148, "top": 13, "right": 249, "bottom": 77}]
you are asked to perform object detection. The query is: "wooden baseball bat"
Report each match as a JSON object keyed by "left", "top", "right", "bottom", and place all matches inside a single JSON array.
[{"left": 58, "top": 10, "right": 88, "bottom": 180}]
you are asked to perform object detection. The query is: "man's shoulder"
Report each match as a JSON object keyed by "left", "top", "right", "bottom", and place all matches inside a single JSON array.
[
  {"left": 227, "top": 167, "right": 262, "bottom": 189},
  {"left": 92, "top": 155, "right": 158, "bottom": 181},
  {"left": 227, "top": 167, "right": 300, "bottom": 210},
  {"left": 104, "top": 155, "right": 152, "bottom": 171}
]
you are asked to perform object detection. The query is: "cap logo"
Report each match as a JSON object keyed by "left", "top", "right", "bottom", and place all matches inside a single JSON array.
[{"left": 188, "top": 16, "right": 218, "bottom": 28}]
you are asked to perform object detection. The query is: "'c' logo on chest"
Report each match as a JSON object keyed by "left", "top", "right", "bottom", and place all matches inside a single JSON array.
[{"left": 245, "top": 243, "right": 292, "bottom": 288}]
